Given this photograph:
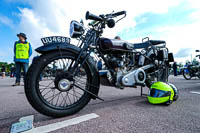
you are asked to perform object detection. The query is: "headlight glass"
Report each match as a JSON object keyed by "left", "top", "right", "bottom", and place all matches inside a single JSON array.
[{"left": 69, "top": 21, "right": 84, "bottom": 38}]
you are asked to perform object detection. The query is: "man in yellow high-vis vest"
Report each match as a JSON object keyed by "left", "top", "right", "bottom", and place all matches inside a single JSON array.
[{"left": 13, "top": 33, "right": 32, "bottom": 86}]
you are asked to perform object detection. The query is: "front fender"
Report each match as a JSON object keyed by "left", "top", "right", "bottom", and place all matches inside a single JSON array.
[
  {"left": 35, "top": 43, "right": 80, "bottom": 54},
  {"left": 36, "top": 43, "right": 100, "bottom": 99}
]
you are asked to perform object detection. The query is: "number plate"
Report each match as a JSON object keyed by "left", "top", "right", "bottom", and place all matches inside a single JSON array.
[
  {"left": 41, "top": 36, "right": 70, "bottom": 45},
  {"left": 10, "top": 120, "right": 33, "bottom": 133}
]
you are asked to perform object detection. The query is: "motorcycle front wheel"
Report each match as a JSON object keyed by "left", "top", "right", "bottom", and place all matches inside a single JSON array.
[{"left": 25, "top": 51, "right": 93, "bottom": 117}]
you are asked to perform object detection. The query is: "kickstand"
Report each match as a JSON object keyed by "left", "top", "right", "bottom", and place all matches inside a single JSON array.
[{"left": 140, "top": 86, "right": 148, "bottom": 97}]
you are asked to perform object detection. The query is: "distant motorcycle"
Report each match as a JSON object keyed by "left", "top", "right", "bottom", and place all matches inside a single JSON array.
[
  {"left": 25, "top": 11, "right": 174, "bottom": 117},
  {"left": 183, "top": 64, "right": 200, "bottom": 80}
]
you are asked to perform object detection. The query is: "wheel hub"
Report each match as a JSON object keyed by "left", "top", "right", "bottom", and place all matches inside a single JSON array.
[
  {"left": 58, "top": 79, "right": 71, "bottom": 91},
  {"left": 54, "top": 72, "right": 73, "bottom": 92}
]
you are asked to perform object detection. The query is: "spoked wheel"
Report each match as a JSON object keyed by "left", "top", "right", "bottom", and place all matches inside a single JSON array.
[
  {"left": 145, "top": 61, "right": 169, "bottom": 88},
  {"left": 25, "top": 51, "right": 93, "bottom": 117},
  {"left": 197, "top": 74, "right": 200, "bottom": 79},
  {"left": 157, "top": 62, "right": 169, "bottom": 82},
  {"left": 183, "top": 68, "right": 192, "bottom": 80},
  {"left": 197, "top": 70, "right": 200, "bottom": 79}
]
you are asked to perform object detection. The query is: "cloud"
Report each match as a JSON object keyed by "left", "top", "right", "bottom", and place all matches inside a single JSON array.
[
  {"left": 174, "top": 48, "right": 193, "bottom": 58},
  {"left": 16, "top": 0, "right": 182, "bottom": 49},
  {"left": 119, "top": 1, "right": 200, "bottom": 40},
  {"left": 0, "top": 14, "right": 14, "bottom": 28}
]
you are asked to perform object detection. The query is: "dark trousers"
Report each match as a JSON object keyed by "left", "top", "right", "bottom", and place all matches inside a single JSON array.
[
  {"left": 15, "top": 62, "right": 28, "bottom": 83},
  {"left": 173, "top": 68, "right": 177, "bottom": 76},
  {"left": 10, "top": 71, "right": 14, "bottom": 77}
]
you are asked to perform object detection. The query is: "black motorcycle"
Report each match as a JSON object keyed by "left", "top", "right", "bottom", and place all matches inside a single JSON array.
[
  {"left": 25, "top": 11, "right": 174, "bottom": 117},
  {"left": 183, "top": 64, "right": 200, "bottom": 80}
]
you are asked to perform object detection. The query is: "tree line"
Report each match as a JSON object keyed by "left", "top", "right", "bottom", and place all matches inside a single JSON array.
[{"left": 0, "top": 62, "right": 15, "bottom": 72}]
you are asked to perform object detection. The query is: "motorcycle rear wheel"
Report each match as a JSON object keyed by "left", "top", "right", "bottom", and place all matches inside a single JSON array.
[
  {"left": 25, "top": 51, "right": 93, "bottom": 117},
  {"left": 183, "top": 68, "right": 192, "bottom": 80},
  {"left": 157, "top": 62, "right": 169, "bottom": 82},
  {"left": 145, "top": 62, "right": 169, "bottom": 88}
]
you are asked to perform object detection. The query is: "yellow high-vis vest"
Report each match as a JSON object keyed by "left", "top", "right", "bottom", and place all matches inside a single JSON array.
[{"left": 15, "top": 42, "right": 29, "bottom": 59}]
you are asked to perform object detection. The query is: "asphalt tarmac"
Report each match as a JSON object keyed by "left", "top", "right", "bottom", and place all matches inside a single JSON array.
[{"left": 0, "top": 76, "right": 200, "bottom": 133}]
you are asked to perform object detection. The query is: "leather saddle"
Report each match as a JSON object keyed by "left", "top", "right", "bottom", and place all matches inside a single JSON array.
[{"left": 124, "top": 40, "right": 166, "bottom": 50}]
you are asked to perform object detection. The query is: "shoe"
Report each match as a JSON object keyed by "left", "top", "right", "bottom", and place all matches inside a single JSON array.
[{"left": 12, "top": 82, "right": 20, "bottom": 86}]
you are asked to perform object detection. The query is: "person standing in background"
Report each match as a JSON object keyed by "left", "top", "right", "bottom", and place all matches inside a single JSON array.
[
  {"left": 12, "top": 33, "right": 32, "bottom": 86},
  {"left": 1, "top": 64, "right": 6, "bottom": 79},
  {"left": 10, "top": 65, "right": 15, "bottom": 78},
  {"left": 173, "top": 62, "right": 178, "bottom": 76}
]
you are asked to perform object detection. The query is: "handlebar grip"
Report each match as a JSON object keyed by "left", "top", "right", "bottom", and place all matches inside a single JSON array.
[
  {"left": 112, "top": 11, "right": 126, "bottom": 17},
  {"left": 86, "top": 11, "right": 103, "bottom": 21}
]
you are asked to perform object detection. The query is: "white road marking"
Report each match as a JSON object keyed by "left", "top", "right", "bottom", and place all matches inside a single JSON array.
[
  {"left": 19, "top": 115, "right": 34, "bottom": 122},
  {"left": 24, "top": 113, "right": 99, "bottom": 133},
  {"left": 190, "top": 91, "right": 200, "bottom": 95},
  {"left": 10, "top": 115, "right": 34, "bottom": 133}
]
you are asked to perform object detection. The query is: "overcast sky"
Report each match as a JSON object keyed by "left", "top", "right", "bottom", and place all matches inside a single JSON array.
[{"left": 0, "top": 0, "right": 200, "bottom": 63}]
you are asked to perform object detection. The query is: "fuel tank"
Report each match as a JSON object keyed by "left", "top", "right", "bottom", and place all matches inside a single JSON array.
[{"left": 99, "top": 38, "right": 132, "bottom": 54}]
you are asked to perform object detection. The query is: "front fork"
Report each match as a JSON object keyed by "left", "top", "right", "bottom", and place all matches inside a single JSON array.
[{"left": 67, "top": 45, "right": 104, "bottom": 101}]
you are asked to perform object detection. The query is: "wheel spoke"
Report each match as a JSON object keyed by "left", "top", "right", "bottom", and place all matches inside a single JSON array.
[
  {"left": 55, "top": 92, "right": 61, "bottom": 106},
  {"left": 72, "top": 87, "right": 77, "bottom": 102},
  {"left": 68, "top": 91, "right": 82, "bottom": 99},
  {"left": 40, "top": 81, "right": 54, "bottom": 91},
  {"left": 63, "top": 92, "right": 69, "bottom": 107},
  {"left": 72, "top": 86, "right": 83, "bottom": 96},
  {"left": 66, "top": 91, "right": 72, "bottom": 105},
  {"left": 60, "top": 93, "right": 66, "bottom": 106},
  {"left": 42, "top": 89, "right": 53, "bottom": 97}
]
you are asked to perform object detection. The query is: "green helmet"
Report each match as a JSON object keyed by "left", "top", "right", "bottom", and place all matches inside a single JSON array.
[{"left": 148, "top": 82, "right": 174, "bottom": 105}]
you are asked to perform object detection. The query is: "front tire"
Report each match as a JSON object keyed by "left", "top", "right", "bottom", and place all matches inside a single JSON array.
[{"left": 25, "top": 51, "right": 94, "bottom": 117}]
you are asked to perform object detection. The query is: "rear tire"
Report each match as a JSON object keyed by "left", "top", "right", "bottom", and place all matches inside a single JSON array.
[
  {"left": 183, "top": 68, "right": 192, "bottom": 80},
  {"left": 145, "top": 62, "right": 169, "bottom": 88},
  {"left": 158, "top": 62, "right": 169, "bottom": 82},
  {"left": 25, "top": 51, "right": 93, "bottom": 117},
  {"left": 197, "top": 71, "right": 200, "bottom": 79}
]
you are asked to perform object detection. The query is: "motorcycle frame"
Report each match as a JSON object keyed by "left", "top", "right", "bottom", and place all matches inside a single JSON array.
[{"left": 70, "top": 27, "right": 167, "bottom": 86}]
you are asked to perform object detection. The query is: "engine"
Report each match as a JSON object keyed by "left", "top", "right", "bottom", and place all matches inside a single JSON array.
[
  {"left": 106, "top": 53, "right": 146, "bottom": 88},
  {"left": 99, "top": 37, "right": 172, "bottom": 88}
]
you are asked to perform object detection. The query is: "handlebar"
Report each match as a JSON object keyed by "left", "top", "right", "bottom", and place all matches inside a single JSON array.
[
  {"left": 86, "top": 11, "right": 103, "bottom": 21},
  {"left": 86, "top": 10, "right": 126, "bottom": 21},
  {"left": 112, "top": 11, "right": 126, "bottom": 17}
]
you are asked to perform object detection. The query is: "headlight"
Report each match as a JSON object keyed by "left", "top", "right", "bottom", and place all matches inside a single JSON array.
[{"left": 69, "top": 20, "right": 85, "bottom": 38}]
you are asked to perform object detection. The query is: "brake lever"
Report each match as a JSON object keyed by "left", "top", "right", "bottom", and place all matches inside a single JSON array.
[
  {"left": 116, "top": 14, "right": 126, "bottom": 23},
  {"left": 99, "top": 14, "right": 105, "bottom": 19}
]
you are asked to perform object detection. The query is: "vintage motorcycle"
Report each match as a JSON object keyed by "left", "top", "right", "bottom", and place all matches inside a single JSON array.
[{"left": 25, "top": 11, "right": 174, "bottom": 117}]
